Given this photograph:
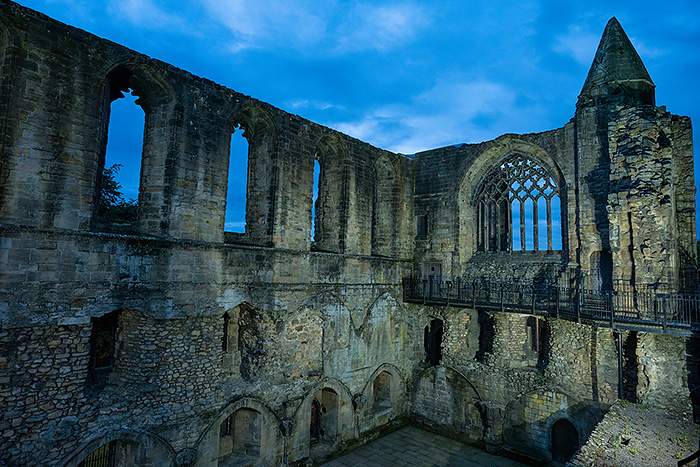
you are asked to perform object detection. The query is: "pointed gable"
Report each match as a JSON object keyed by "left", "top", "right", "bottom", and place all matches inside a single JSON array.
[{"left": 578, "top": 18, "right": 655, "bottom": 108}]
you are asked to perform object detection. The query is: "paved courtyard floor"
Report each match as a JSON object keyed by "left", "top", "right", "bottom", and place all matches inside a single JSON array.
[{"left": 322, "top": 426, "right": 529, "bottom": 467}]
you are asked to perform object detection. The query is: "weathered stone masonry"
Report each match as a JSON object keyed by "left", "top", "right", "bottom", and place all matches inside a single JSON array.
[{"left": 0, "top": 5, "right": 697, "bottom": 466}]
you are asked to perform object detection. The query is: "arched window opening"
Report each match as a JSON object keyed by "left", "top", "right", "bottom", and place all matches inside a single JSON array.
[
  {"left": 424, "top": 318, "right": 443, "bottom": 366},
  {"left": 219, "top": 408, "right": 262, "bottom": 462},
  {"left": 225, "top": 127, "right": 249, "bottom": 234},
  {"left": 89, "top": 310, "right": 121, "bottom": 387},
  {"left": 372, "top": 371, "right": 392, "bottom": 412},
  {"left": 311, "top": 156, "right": 320, "bottom": 242},
  {"left": 551, "top": 419, "right": 579, "bottom": 463},
  {"left": 476, "top": 154, "right": 561, "bottom": 252},
  {"left": 313, "top": 136, "right": 344, "bottom": 253},
  {"left": 97, "top": 68, "right": 145, "bottom": 232}
]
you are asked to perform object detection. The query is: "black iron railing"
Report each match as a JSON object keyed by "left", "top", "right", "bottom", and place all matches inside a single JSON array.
[{"left": 402, "top": 276, "right": 699, "bottom": 336}]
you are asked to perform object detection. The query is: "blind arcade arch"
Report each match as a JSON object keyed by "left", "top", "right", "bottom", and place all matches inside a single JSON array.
[{"left": 474, "top": 153, "right": 562, "bottom": 252}]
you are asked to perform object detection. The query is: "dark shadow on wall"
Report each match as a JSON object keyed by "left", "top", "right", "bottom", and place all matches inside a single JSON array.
[{"left": 475, "top": 311, "right": 494, "bottom": 363}]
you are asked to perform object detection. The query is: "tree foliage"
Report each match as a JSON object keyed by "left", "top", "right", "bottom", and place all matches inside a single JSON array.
[{"left": 98, "top": 164, "right": 137, "bottom": 224}]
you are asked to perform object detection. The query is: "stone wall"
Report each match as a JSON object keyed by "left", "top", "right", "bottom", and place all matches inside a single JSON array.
[{"left": 0, "top": 4, "right": 696, "bottom": 466}]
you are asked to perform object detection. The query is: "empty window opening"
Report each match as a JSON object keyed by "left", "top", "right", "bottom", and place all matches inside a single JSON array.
[
  {"left": 551, "top": 419, "right": 579, "bottom": 464},
  {"left": 89, "top": 310, "right": 121, "bottom": 386},
  {"left": 311, "top": 156, "right": 320, "bottom": 242},
  {"left": 225, "top": 126, "right": 249, "bottom": 233},
  {"left": 476, "top": 154, "right": 562, "bottom": 252},
  {"left": 424, "top": 318, "right": 443, "bottom": 366},
  {"left": 526, "top": 317, "right": 549, "bottom": 370},
  {"left": 219, "top": 408, "right": 262, "bottom": 461},
  {"left": 79, "top": 441, "right": 116, "bottom": 467},
  {"left": 373, "top": 371, "right": 392, "bottom": 412},
  {"left": 416, "top": 214, "right": 428, "bottom": 238},
  {"left": 475, "top": 311, "right": 494, "bottom": 362},
  {"left": 98, "top": 73, "right": 145, "bottom": 230}
]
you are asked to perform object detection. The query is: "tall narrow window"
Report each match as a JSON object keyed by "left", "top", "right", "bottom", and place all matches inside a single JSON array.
[
  {"left": 475, "top": 154, "right": 562, "bottom": 252},
  {"left": 424, "top": 318, "right": 443, "bottom": 366},
  {"left": 98, "top": 73, "right": 145, "bottom": 231},
  {"left": 89, "top": 310, "right": 121, "bottom": 386},
  {"left": 311, "top": 157, "right": 320, "bottom": 242},
  {"left": 225, "top": 127, "right": 249, "bottom": 233}
]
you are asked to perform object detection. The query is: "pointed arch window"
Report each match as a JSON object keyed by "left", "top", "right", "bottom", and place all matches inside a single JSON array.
[{"left": 475, "top": 154, "right": 561, "bottom": 252}]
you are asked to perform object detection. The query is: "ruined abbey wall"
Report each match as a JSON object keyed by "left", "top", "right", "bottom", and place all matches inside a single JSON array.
[{"left": 0, "top": 4, "right": 696, "bottom": 466}]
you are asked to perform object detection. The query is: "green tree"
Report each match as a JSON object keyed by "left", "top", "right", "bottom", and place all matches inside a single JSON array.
[{"left": 98, "top": 164, "right": 137, "bottom": 224}]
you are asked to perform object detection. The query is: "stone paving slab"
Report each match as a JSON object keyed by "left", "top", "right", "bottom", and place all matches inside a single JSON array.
[{"left": 322, "top": 426, "right": 529, "bottom": 467}]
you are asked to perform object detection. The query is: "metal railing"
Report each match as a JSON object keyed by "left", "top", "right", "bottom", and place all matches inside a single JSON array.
[{"left": 403, "top": 276, "right": 699, "bottom": 336}]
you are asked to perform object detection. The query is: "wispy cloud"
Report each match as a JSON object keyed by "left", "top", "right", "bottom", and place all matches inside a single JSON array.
[
  {"left": 201, "top": 0, "right": 431, "bottom": 55},
  {"left": 285, "top": 99, "right": 345, "bottom": 112},
  {"left": 108, "top": 0, "right": 186, "bottom": 31},
  {"left": 328, "top": 78, "right": 532, "bottom": 154},
  {"left": 553, "top": 25, "right": 599, "bottom": 65},
  {"left": 334, "top": 3, "right": 431, "bottom": 53}
]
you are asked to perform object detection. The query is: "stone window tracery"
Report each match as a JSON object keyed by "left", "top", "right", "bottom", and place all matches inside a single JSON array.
[{"left": 475, "top": 154, "right": 561, "bottom": 252}]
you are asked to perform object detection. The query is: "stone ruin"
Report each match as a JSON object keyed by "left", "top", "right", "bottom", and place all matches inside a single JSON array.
[{"left": 0, "top": 3, "right": 697, "bottom": 466}]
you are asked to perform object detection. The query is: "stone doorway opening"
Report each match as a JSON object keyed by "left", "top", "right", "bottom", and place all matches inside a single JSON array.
[
  {"left": 310, "top": 388, "right": 340, "bottom": 460},
  {"left": 424, "top": 318, "right": 443, "bottom": 366},
  {"left": 551, "top": 418, "right": 578, "bottom": 464}
]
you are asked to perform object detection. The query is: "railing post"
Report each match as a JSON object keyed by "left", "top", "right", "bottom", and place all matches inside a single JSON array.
[
  {"left": 663, "top": 295, "right": 668, "bottom": 334},
  {"left": 500, "top": 283, "right": 504, "bottom": 313},
  {"left": 472, "top": 281, "right": 476, "bottom": 310},
  {"left": 577, "top": 284, "right": 582, "bottom": 323},
  {"left": 446, "top": 281, "right": 451, "bottom": 307},
  {"left": 609, "top": 290, "right": 614, "bottom": 329}
]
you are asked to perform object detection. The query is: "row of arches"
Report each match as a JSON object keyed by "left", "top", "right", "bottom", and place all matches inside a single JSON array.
[
  {"left": 66, "top": 366, "right": 406, "bottom": 467},
  {"left": 95, "top": 62, "right": 403, "bottom": 254}
]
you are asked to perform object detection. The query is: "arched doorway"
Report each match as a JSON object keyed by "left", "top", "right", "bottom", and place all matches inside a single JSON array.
[{"left": 551, "top": 419, "right": 579, "bottom": 463}]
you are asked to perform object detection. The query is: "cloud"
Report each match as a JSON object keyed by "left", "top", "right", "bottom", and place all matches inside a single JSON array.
[
  {"left": 333, "top": 3, "right": 432, "bottom": 53},
  {"left": 201, "top": 0, "right": 430, "bottom": 55},
  {"left": 328, "top": 78, "right": 528, "bottom": 154},
  {"left": 108, "top": 0, "right": 186, "bottom": 31},
  {"left": 553, "top": 25, "right": 599, "bottom": 65},
  {"left": 285, "top": 99, "right": 345, "bottom": 112}
]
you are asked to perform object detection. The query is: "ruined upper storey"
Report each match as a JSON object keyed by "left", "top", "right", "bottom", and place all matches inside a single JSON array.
[
  {"left": 412, "top": 18, "right": 695, "bottom": 292},
  {"left": 0, "top": 1, "right": 413, "bottom": 258}
]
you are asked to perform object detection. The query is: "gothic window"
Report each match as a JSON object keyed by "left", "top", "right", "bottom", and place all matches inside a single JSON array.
[{"left": 475, "top": 154, "right": 561, "bottom": 252}]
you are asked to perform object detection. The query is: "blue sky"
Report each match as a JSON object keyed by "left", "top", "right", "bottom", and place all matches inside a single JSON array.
[{"left": 17, "top": 0, "right": 700, "bottom": 234}]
